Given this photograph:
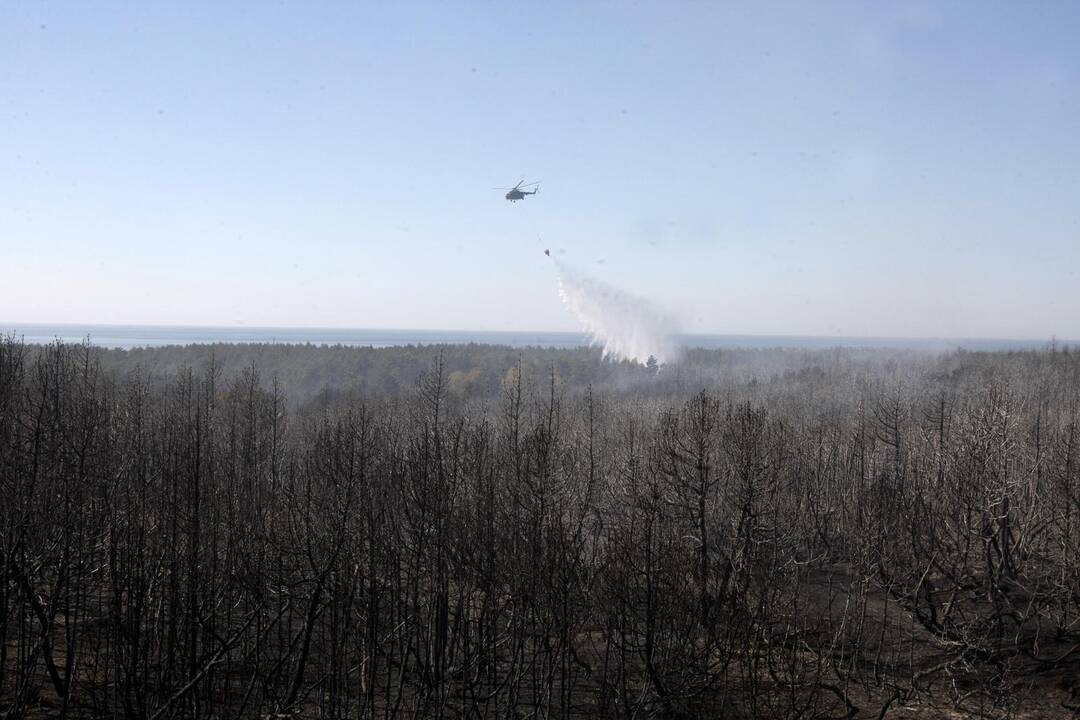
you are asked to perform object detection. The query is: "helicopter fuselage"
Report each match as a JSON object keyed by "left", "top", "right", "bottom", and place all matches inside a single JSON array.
[{"left": 505, "top": 189, "right": 538, "bottom": 202}]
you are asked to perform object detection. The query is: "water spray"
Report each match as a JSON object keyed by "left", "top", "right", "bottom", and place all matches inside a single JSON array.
[{"left": 548, "top": 252, "right": 681, "bottom": 365}]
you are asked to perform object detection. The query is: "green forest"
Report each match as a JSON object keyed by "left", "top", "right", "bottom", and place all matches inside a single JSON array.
[{"left": 2, "top": 338, "right": 1080, "bottom": 718}]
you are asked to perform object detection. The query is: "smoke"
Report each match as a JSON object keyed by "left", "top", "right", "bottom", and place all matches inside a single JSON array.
[{"left": 553, "top": 258, "right": 682, "bottom": 365}]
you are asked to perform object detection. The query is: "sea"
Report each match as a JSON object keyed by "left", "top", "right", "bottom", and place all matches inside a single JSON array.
[{"left": 1, "top": 324, "right": 1066, "bottom": 353}]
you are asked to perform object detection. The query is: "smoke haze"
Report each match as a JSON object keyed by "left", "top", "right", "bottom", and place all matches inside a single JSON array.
[{"left": 554, "top": 258, "right": 681, "bottom": 365}]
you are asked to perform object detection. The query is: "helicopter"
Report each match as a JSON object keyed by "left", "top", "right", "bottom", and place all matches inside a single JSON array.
[{"left": 496, "top": 179, "right": 540, "bottom": 202}]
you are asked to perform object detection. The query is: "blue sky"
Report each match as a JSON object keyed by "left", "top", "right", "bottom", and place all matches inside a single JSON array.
[{"left": 2, "top": 1, "right": 1078, "bottom": 338}]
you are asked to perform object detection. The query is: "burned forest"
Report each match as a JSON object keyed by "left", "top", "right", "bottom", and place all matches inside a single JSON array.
[{"left": 3, "top": 338, "right": 1080, "bottom": 718}]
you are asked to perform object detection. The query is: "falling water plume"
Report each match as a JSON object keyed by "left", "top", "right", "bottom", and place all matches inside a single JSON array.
[{"left": 552, "top": 257, "right": 681, "bottom": 365}]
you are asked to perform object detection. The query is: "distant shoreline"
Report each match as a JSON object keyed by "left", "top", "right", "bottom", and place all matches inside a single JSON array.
[{"left": 1, "top": 323, "right": 1069, "bottom": 353}]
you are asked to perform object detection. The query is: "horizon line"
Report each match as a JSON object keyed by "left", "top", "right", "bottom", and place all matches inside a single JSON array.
[{"left": 1, "top": 321, "right": 1074, "bottom": 346}]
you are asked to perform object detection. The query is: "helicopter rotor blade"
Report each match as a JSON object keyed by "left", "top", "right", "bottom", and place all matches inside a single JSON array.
[{"left": 497, "top": 179, "right": 538, "bottom": 191}]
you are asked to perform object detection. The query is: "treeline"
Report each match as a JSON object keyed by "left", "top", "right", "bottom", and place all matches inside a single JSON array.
[
  {"left": 78, "top": 340, "right": 963, "bottom": 405},
  {"left": 2, "top": 339, "right": 1080, "bottom": 718},
  {"left": 88, "top": 342, "right": 657, "bottom": 404}
]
